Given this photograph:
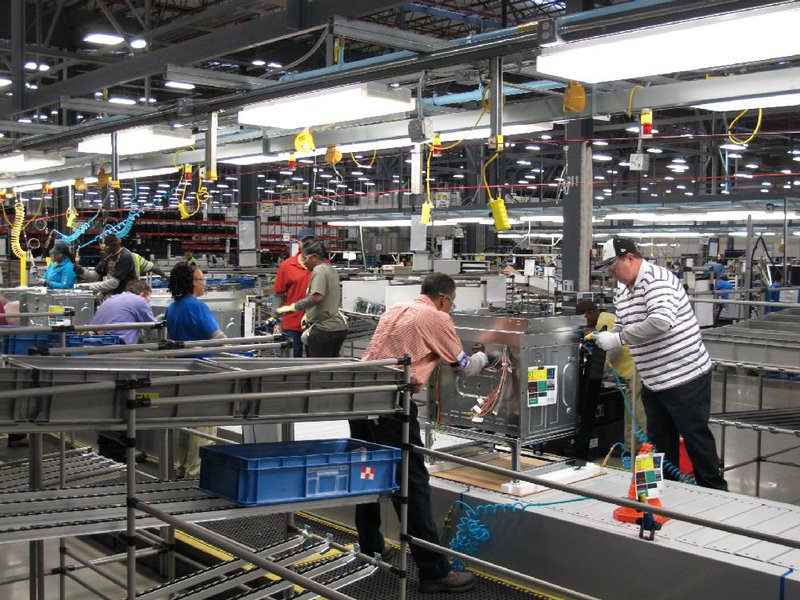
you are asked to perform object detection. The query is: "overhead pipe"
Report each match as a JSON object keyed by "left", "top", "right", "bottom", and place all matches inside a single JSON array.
[
  {"left": 423, "top": 81, "right": 562, "bottom": 107},
  {"left": 400, "top": 2, "right": 502, "bottom": 30}
]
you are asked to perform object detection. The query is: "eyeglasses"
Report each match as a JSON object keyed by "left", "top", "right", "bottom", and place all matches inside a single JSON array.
[
  {"left": 603, "top": 256, "right": 623, "bottom": 271},
  {"left": 439, "top": 293, "right": 456, "bottom": 309}
]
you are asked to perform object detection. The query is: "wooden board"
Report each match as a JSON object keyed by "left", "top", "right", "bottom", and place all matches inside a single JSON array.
[{"left": 432, "top": 455, "right": 549, "bottom": 492}]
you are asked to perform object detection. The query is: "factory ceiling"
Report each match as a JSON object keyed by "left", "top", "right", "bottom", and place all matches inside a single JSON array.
[{"left": 0, "top": 0, "right": 798, "bottom": 241}]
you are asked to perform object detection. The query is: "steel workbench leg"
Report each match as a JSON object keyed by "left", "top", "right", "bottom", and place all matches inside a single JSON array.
[
  {"left": 398, "top": 355, "right": 411, "bottom": 600},
  {"left": 29, "top": 432, "right": 44, "bottom": 600},
  {"left": 756, "top": 370, "right": 764, "bottom": 498},
  {"left": 126, "top": 389, "right": 138, "bottom": 599}
]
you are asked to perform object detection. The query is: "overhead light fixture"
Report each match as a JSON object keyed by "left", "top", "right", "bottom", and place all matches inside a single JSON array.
[
  {"left": 694, "top": 92, "right": 800, "bottom": 112},
  {"left": 238, "top": 83, "right": 415, "bottom": 130},
  {"left": 38, "top": 63, "right": 50, "bottom": 72},
  {"left": 164, "top": 80, "right": 195, "bottom": 90},
  {"left": 220, "top": 148, "right": 325, "bottom": 166},
  {"left": 267, "top": 62, "right": 283, "bottom": 69},
  {"left": 130, "top": 38, "right": 147, "bottom": 49},
  {"left": 537, "top": 3, "right": 800, "bottom": 83},
  {"left": 520, "top": 215, "right": 564, "bottom": 223},
  {"left": 251, "top": 59, "right": 266, "bottom": 66},
  {"left": 83, "top": 32, "right": 125, "bottom": 46},
  {"left": 439, "top": 122, "right": 552, "bottom": 142},
  {"left": 327, "top": 219, "right": 412, "bottom": 228},
  {"left": 0, "top": 78, "right": 11, "bottom": 88},
  {"left": 0, "top": 152, "right": 65, "bottom": 173},
  {"left": 77, "top": 125, "right": 195, "bottom": 156},
  {"left": 118, "top": 166, "right": 180, "bottom": 180},
  {"left": 108, "top": 97, "right": 137, "bottom": 105}
]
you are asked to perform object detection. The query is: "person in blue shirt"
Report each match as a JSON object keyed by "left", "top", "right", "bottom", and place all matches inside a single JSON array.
[
  {"left": 165, "top": 262, "right": 224, "bottom": 478},
  {"left": 765, "top": 271, "right": 785, "bottom": 314},
  {"left": 39, "top": 240, "right": 76, "bottom": 289},
  {"left": 714, "top": 275, "right": 734, "bottom": 322}
]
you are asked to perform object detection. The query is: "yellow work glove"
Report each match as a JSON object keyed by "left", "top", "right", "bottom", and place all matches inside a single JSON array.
[{"left": 276, "top": 304, "right": 296, "bottom": 315}]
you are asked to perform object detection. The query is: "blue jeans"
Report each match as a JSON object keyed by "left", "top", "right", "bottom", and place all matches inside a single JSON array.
[{"left": 283, "top": 329, "right": 304, "bottom": 358}]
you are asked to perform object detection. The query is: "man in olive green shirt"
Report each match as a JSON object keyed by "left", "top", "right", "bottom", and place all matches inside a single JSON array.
[
  {"left": 276, "top": 240, "right": 348, "bottom": 357},
  {"left": 577, "top": 299, "right": 647, "bottom": 455}
]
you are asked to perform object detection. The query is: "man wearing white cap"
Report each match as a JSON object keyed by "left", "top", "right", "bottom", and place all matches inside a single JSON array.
[{"left": 594, "top": 237, "right": 727, "bottom": 491}]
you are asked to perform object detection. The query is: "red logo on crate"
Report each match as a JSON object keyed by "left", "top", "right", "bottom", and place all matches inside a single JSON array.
[{"left": 360, "top": 466, "right": 375, "bottom": 480}]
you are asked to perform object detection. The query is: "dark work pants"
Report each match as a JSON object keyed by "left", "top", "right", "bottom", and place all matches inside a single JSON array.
[
  {"left": 283, "top": 329, "right": 304, "bottom": 357},
  {"left": 641, "top": 371, "right": 728, "bottom": 491},
  {"left": 306, "top": 328, "right": 347, "bottom": 358},
  {"left": 349, "top": 402, "right": 450, "bottom": 581}
]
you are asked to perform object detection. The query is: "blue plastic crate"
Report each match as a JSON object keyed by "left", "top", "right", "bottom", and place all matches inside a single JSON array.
[
  {"left": 199, "top": 438, "right": 400, "bottom": 507},
  {"left": 1, "top": 331, "right": 122, "bottom": 354}
]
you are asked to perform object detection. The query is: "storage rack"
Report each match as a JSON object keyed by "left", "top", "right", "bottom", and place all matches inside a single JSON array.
[{"left": 3, "top": 354, "right": 800, "bottom": 598}]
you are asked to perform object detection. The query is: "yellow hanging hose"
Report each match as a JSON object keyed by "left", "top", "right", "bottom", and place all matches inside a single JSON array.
[
  {"left": 10, "top": 203, "right": 26, "bottom": 259},
  {"left": 10, "top": 203, "right": 27, "bottom": 286}
]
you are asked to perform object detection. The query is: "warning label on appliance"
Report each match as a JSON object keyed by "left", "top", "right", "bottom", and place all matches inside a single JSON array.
[{"left": 527, "top": 365, "right": 557, "bottom": 407}]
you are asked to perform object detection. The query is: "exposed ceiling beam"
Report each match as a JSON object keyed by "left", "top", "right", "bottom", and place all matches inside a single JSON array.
[
  {"left": 165, "top": 65, "right": 276, "bottom": 91},
  {"left": 0, "top": 120, "right": 68, "bottom": 134},
  {"left": 0, "top": 44, "right": 118, "bottom": 66},
  {"left": 330, "top": 15, "right": 449, "bottom": 52},
  {"left": 59, "top": 98, "right": 158, "bottom": 116},
  {"left": 0, "top": 0, "right": 407, "bottom": 119}
]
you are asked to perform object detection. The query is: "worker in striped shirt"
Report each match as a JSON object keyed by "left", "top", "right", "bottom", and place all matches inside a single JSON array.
[
  {"left": 594, "top": 237, "right": 727, "bottom": 491},
  {"left": 351, "top": 273, "right": 487, "bottom": 594}
]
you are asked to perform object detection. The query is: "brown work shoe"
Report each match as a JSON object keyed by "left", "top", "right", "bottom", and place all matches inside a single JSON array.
[
  {"left": 8, "top": 434, "right": 30, "bottom": 448},
  {"left": 419, "top": 570, "right": 476, "bottom": 594}
]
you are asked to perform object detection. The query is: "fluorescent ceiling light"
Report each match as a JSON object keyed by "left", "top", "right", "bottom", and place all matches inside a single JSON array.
[
  {"left": 118, "top": 167, "right": 179, "bottom": 180},
  {"left": 0, "top": 78, "right": 11, "bottom": 88},
  {"left": 604, "top": 210, "right": 799, "bottom": 223},
  {"left": 327, "top": 219, "right": 412, "bottom": 228},
  {"left": 24, "top": 61, "right": 38, "bottom": 70},
  {"left": 537, "top": 4, "right": 800, "bottom": 83},
  {"left": 520, "top": 215, "right": 564, "bottom": 223},
  {"left": 84, "top": 33, "right": 125, "bottom": 46},
  {"left": 164, "top": 81, "right": 195, "bottom": 90},
  {"left": 595, "top": 231, "right": 712, "bottom": 239},
  {"left": 439, "top": 122, "right": 552, "bottom": 142},
  {"left": 238, "top": 83, "right": 415, "bottom": 130},
  {"left": 267, "top": 62, "right": 282, "bottom": 69},
  {"left": 130, "top": 38, "right": 147, "bottom": 49},
  {"left": 694, "top": 92, "right": 800, "bottom": 112},
  {"left": 0, "top": 152, "right": 65, "bottom": 173},
  {"left": 220, "top": 148, "right": 325, "bottom": 166},
  {"left": 251, "top": 59, "right": 266, "bottom": 66},
  {"left": 77, "top": 125, "right": 195, "bottom": 156},
  {"left": 108, "top": 97, "right": 137, "bottom": 105}
]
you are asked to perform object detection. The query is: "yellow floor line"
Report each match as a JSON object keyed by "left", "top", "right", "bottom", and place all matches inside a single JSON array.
[{"left": 297, "top": 512, "right": 554, "bottom": 597}]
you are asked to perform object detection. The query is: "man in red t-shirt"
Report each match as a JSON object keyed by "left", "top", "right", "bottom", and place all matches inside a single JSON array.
[{"left": 272, "top": 227, "right": 316, "bottom": 357}]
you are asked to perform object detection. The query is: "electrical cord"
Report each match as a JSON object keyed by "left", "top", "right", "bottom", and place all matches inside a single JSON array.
[{"left": 727, "top": 108, "right": 762, "bottom": 145}]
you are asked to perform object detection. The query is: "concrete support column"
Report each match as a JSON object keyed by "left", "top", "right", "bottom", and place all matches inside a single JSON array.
[{"left": 562, "top": 120, "right": 593, "bottom": 292}]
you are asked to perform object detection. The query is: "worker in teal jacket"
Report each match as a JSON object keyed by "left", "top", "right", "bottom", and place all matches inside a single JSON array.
[{"left": 39, "top": 240, "right": 76, "bottom": 289}]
